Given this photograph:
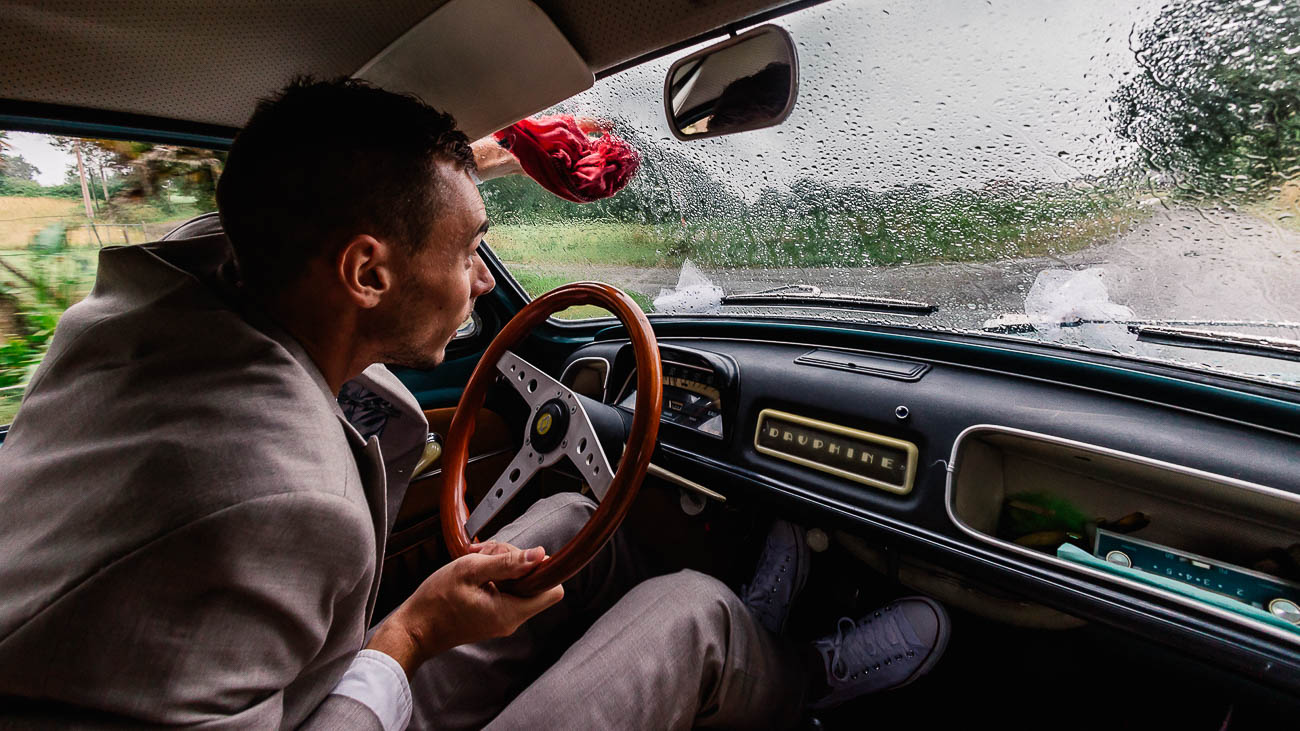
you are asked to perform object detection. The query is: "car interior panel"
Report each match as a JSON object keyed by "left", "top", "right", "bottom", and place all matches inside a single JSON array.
[{"left": 3, "top": 0, "right": 1300, "bottom": 727}]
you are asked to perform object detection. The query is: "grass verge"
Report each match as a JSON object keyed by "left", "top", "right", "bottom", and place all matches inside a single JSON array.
[
  {"left": 509, "top": 269, "right": 655, "bottom": 319},
  {"left": 488, "top": 191, "right": 1142, "bottom": 273},
  {"left": 0, "top": 197, "right": 81, "bottom": 249},
  {"left": 488, "top": 222, "right": 677, "bottom": 268}
]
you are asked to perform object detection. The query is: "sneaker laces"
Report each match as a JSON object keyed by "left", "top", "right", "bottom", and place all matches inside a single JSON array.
[
  {"left": 826, "top": 608, "right": 918, "bottom": 681},
  {"left": 741, "top": 549, "right": 791, "bottom": 624},
  {"left": 741, "top": 522, "right": 803, "bottom": 627}
]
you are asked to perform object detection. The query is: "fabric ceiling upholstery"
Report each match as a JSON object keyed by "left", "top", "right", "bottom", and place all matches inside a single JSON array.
[
  {"left": 1, "top": 0, "right": 794, "bottom": 131},
  {"left": 535, "top": 0, "right": 792, "bottom": 73},
  {"left": 1, "top": 1, "right": 451, "bottom": 128}
]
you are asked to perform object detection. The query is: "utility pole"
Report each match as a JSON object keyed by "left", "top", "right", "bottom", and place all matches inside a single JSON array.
[
  {"left": 74, "top": 144, "right": 93, "bottom": 219},
  {"left": 74, "top": 144, "right": 103, "bottom": 245}
]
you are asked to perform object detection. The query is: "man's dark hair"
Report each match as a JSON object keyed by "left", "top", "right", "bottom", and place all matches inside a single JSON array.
[{"left": 216, "top": 77, "right": 475, "bottom": 294}]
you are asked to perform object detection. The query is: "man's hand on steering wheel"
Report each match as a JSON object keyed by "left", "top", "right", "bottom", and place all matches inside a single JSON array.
[
  {"left": 442, "top": 281, "right": 661, "bottom": 596},
  {"left": 366, "top": 541, "right": 564, "bottom": 677},
  {"left": 370, "top": 281, "right": 658, "bottom": 677}
]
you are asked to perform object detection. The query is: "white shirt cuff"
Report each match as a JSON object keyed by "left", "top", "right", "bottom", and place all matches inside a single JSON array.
[
  {"left": 329, "top": 649, "right": 413, "bottom": 731},
  {"left": 468, "top": 167, "right": 483, "bottom": 186}
]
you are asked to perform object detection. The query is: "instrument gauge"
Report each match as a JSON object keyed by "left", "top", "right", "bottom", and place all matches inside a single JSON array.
[{"left": 614, "top": 345, "right": 737, "bottom": 440}]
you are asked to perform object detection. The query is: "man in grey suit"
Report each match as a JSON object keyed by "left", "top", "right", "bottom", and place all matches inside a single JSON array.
[{"left": 0, "top": 79, "right": 948, "bottom": 729}]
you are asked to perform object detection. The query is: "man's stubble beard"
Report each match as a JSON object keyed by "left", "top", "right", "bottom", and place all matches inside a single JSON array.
[
  {"left": 366, "top": 295, "right": 457, "bottom": 371},
  {"left": 381, "top": 339, "right": 445, "bottom": 370},
  {"left": 376, "top": 317, "right": 450, "bottom": 370},
  {"left": 368, "top": 254, "right": 473, "bottom": 371}
]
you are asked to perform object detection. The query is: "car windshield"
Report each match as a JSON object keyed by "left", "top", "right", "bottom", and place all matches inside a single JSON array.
[{"left": 486, "top": 0, "right": 1300, "bottom": 387}]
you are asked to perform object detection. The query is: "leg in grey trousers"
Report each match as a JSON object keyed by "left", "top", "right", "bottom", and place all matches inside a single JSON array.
[{"left": 407, "top": 492, "right": 807, "bottom": 730}]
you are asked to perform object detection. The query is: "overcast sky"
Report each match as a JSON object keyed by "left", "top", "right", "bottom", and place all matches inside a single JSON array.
[
  {"left": 561, "top": 0, "right": 1166, "bottom": 196},
  {"left": 7, "top": 0, "right": 1165, "bottom": 191},
  {"left": 7, "top": 131, "right": 73, "bottom": 186}
]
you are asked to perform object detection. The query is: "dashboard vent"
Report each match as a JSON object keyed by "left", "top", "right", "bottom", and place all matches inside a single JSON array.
[{"left": 795, "top": 349, "right": 929, "bottom": 381}]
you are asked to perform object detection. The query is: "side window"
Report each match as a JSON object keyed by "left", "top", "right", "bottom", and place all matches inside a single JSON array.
[{"left": 0, "top": 131, "right": 223, "bottom": 421}]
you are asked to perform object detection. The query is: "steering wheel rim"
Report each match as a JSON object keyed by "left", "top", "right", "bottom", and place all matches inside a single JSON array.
[{"left": 441, "top": 281, "right": 662, "bottom": 595}]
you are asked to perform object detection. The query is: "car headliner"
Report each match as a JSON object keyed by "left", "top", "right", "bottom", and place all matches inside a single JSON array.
[{"left": 1, "top": 0, "right": 813, "bottom": 145}]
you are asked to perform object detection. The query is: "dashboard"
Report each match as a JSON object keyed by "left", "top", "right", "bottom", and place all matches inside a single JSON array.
[
  {"left": 558, "top": 331, "right": 1300, "bottom": 698},
  {"left": 611, "top": 344, "right": 736, "bottom": 439}
]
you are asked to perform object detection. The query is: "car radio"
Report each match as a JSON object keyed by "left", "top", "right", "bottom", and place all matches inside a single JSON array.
[{"left": 1094, "top": 529, "right": 1300, "bottom": 625}]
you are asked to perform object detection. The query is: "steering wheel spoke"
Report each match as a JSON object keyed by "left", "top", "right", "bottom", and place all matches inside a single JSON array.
[
  {"left": 565, "top": 412, "right": 615, "bottom": 500},
  {"left": 465, "top": 348, "right": 618, "bottom": 536},
  {"left": 497, "top": 349, "right": 566, "bottom": 409},
  {"left": 465, "top": 448, "right": 544, "bottom": 539}
]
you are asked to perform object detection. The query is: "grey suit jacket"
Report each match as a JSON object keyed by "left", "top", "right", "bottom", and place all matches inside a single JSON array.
[{"left": 0, "top": 228, "right": 427, "bottom": 729}]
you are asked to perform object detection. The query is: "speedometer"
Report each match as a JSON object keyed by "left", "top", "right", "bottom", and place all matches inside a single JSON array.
[{"left": 614, "top": 345, "right": 738, "bottom": 440}]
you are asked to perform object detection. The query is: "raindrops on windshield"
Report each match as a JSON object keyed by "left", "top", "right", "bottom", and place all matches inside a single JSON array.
[{"left": 482, "top": 0, "right": 1300, "bottom": 386}]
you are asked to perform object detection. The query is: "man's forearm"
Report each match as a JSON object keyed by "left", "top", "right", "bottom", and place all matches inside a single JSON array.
[
  {"left": 364, "top": 609, "right": 428, "bottom": 679},
  {"left": 470, "top": 137, "right": 523, "bottom": 182}
]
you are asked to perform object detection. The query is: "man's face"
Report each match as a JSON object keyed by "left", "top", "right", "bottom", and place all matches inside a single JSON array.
[{"left": 370, "top": 161, "right": 495, "bottom": 369}]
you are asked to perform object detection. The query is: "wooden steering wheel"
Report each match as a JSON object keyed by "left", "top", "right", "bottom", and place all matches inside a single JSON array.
[{"left": 441, "top": 282, "right": 662, "bottom": 595}]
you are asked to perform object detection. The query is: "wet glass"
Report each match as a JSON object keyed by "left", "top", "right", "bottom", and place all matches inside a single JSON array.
[{"left": 484, "top": 0, "right": 1300, "bottom": 387}]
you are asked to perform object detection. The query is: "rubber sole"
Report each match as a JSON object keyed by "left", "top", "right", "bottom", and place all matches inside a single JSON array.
[
  {"left": 894, "top": 595, "right": 952, "bottom": 690},
  {"left": 777, "top": 523, "right": 812, "bottom": 634}
]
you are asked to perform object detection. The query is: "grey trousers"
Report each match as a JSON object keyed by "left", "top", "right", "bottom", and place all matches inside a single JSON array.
[{"left": 407, "top": 493, "right": 807, "bottom": 730}]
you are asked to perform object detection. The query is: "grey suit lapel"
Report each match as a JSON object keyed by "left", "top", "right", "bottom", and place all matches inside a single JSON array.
[
  {"left": 336, "top": 415, "right": 390, "bottom": 621},
  {"left": 343, "top": 365, "right": 427, "bottom": 533}
]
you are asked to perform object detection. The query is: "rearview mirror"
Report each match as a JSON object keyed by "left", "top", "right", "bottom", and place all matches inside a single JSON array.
[{"left": 664, "top": 25, "right": 799, "bottom": 140}]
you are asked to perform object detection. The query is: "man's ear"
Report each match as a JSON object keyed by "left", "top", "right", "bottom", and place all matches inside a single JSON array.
[{"left": 337, "top": 234, "right": 394, "bottom": 309}]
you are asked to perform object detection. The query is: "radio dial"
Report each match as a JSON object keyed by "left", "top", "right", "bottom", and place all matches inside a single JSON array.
[{"left": 1269, "top": 598, "right": 1300, "bottom": 625}]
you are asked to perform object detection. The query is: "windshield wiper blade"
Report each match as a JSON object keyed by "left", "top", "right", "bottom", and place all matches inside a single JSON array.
[
  {"left": 1128, "top": 325, "right": 1300, "bottom": 363},
  {"left": 982, "top": 315, "right": 1300, "bottom": 335},
  {"left": 721, "top": 285, "right": 936, "bottom": 316}
]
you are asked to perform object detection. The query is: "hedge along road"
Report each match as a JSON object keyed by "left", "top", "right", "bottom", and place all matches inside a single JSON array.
[{"left": 502, "top": 207, "right": 1300, "bottom": 334}]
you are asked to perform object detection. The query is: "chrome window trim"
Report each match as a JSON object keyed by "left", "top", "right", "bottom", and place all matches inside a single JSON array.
[{"left": 452, "top": 311, "right": 482, "bottom": 341}]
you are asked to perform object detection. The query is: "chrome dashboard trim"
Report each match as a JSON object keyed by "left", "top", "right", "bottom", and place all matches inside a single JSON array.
[
  {"left": 559, "top": 356, "right": 611, "bottom": 402},
  {"left": 412, "top": 446, "right": 514, "bottom": 483},
  {"left": 647, "top": 461, "right": 726, "bottom": 502},
  {"left": 753, "top": 408, "right": 918, "bottom": 495}
]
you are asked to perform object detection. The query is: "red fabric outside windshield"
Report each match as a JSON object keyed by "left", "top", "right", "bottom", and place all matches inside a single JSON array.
[{"left": 495, "top": 115, "right": 640, "bottom": 203}]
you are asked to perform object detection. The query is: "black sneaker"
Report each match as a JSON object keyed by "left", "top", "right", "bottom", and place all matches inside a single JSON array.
[
  {"left": 808, "top": 596, "right": 950, "bottom": 709},
  {"left": 740, "top": 520, "right": 811, "bottom": 634}
]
